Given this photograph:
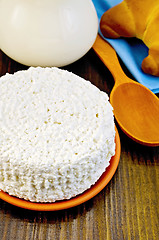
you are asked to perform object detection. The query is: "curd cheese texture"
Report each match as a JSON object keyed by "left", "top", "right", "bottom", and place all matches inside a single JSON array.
[{"left": 0, "top": 67, "right": 115, "bottom": 202}]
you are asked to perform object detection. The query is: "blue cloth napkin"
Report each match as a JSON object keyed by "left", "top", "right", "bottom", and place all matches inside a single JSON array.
[{"left": 92, "top": 0, "right": 159, "bottom": 94}]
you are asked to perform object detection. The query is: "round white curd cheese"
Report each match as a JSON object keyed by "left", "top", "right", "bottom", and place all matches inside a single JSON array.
[{"left": 0, "top": 67, "right": 115, "bottom": 202}]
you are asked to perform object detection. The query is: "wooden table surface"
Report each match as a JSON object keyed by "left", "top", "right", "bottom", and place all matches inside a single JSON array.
[{"left": 0, "top": 47, "right": 159, "bottom": 240}]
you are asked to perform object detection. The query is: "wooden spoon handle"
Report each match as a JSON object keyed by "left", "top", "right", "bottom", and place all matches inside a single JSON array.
[{"left": 93, "top": 34, "right": 131, "bottom": 85}]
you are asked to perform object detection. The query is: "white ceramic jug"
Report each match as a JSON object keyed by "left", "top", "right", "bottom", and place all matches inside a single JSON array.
[{"left": 0, "top": 0, "right": 98, "bottom": 67}]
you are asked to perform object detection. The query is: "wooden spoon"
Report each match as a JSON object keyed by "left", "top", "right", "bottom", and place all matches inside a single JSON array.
[{"left": 93, "top": 34, "right": 159, "bottom": 146}]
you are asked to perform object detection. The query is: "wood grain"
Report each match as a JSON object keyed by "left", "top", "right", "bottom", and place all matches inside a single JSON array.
[{"left": 0, "top": 48, "right": 159, "bottom": 240}]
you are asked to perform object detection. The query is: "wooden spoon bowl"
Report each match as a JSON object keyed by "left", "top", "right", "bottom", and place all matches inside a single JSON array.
[{"left": 93, "top": 35, "right": 159, "bottom": 146}]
